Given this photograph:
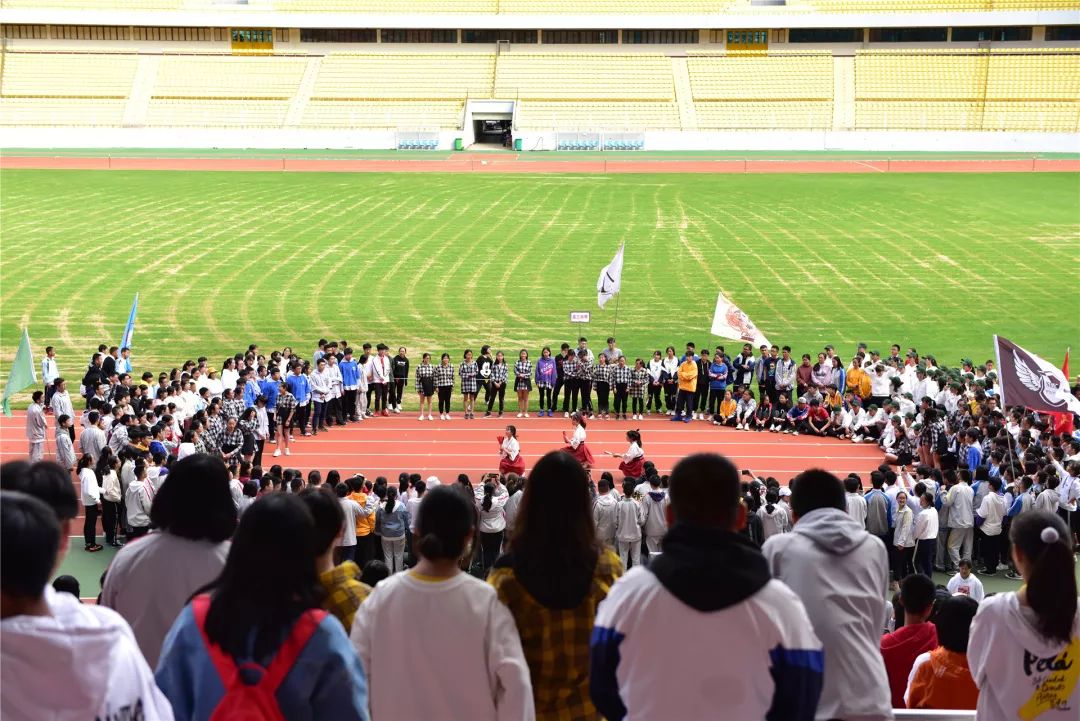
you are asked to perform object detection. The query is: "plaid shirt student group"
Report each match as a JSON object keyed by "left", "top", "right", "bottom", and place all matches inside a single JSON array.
[
  {"left": 562, "top": 357, "right": 581, "bottom": 380},
  {"left": 514, "top": 360, "right": 532, "bottom": 391},
  {"left": 491, "top": 363, "right": 509, "bottom": 385},
  {"left": 630, "top": 368, "right": 648, "bottom": 398},
  {"left": 276, "top": 390, "right": 297, "bottom": 420},
  {"left": 488, "top": 549, "right": 622, "bottom": 721},
  {"left": 592, "top": 363, "right": 611, "bottom": 384},
  {"left": 612, "top": 365, "right": 633, "bottom": 386}
]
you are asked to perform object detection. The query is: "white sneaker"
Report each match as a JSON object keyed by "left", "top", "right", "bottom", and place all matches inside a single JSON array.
[
  {"left": 284, "top": 448, "right": 291, "bottom": 456},
  {"left": 852, "top": 434, "right": 863, "bottom": 443},
  {"left": 517, "top": 413, "right": 523, "bottom": 418},
  {"left": 427, "top": 414, "right": 434, "bottom": 421},
  {"left": 564, "top": 412, "right": 569, "bottom": 418},
  {"left": 446, "top": 413, "right": 453, "bottom": 420},
  {"left": 792, "top": 431, "right": 800, "bottom": 436},
  {"left": 419, "top": 414, "right": 425, "bottom": 420},
  {"left": 524, "top": 413, "right": 530, "bottom": 418},
  {"left": 393, "top": 406, "right": 401, "bottom": 414},
  {"left": 273, "top": 449, "right": 281, "bottom": 457}
]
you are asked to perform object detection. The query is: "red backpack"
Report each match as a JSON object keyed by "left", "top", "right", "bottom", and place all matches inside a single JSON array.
[{"left": 192, "top": 595, "right": 326, "bottom": 721}]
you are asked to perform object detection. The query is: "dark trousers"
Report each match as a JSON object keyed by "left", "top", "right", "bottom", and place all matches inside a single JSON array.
[
  {"left": 44, "top": 384, "right": 56, "bottom": 408},
  {"left": 437, "top": 386, "right": 452, "bottom": 414},
  {"left": 565, "top": 379, "right": 580, "bottom": 412},
  {"left": 480, "top": 531, "right": 504, "bottom": 573},
  {"left": 312, "top": 401, "right": 327, "bottom": 430},
  {"left": 579, "top": 380, "right": 593, "bottom": 412},
  {"left": 391, "top": 378, "right": 406, "bottom": 408},
  {"left": 675, "top": 389, "right": 695, "bottom": 417},
  {"left": 480, "top": 381, "right": 493, "bottom": 407},
  {"left": 102, "top": 500, "right": 120, "bottom": 545},
  {"left": 595, "top": 382, "right": 609, "bottom": 414},
  {"left": 613, "top": 384, "right": 628, "bottom": 415},
  {"left": 355, "top": 533, "right": 376, "bottom": 566},
  {"left": 343, "top": 390, "right": 357, "bottom": 419},
  {"left": 696, "top": 387, "right": 709, "bottom": 412},
  {"left": 128, "top": 525, "right": 150, "bottom": 540},
  {"left": 486, "top": 384, "right": 506, "bottom": 413},
  {"left": 708, "top": 388, "right": 724, "bottom": 415},
  {"left": 293, "top": 403, "right": 310, "bottom": 431},
  {"left": 366, "top": 386, "right": 374, "bottom": 412},
  {"left": 266, "top": 409, "right": 277, "bottom": 438},
  {"left": 664, "top": 382, "right": 677, "bottom": 411},
  {"left": 539, "top": 386, "right": 552, "bottom": 410},
  {"left": 552, "top": 376, "right": 567, "bottom": 411},
  {"left": 981, "top": 532, "right": 1001, "bottom": 572},
  {"left": 83, "top": 504, "right": 99, "bottom": 547},
  {"left": 647, "top": 383, "right": 663, "bottom": 411},
  {"left": 253, "top": 439, "right": 265, "bottom": 467},
  {"left": 914, "top": 538, "right": 936, "bottom": 577},
  {"left": 372, "top": 383, "right": 388, "bottom": 411},
  {"left": 632, "top": 396, "right": 644, "bottom": 414},
  {"left": 892, "top": 544, "right": 915, "bottom": 582}
]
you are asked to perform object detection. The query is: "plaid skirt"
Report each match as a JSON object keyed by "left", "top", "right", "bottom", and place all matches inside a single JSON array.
[
  {"left": 460, "top": 376, "right": 478, "bottom": 394},
  {"left": 515, "top": 376, "right": 532, "bottom": 391}
]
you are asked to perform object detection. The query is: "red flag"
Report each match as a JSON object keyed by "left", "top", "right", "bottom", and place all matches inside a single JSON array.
[{"left": 1052, "top": 349, "right": 1074, "bottom": 436}]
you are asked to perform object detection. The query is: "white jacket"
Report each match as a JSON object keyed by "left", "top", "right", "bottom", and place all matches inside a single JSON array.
[
  {"left": 0, "top": 587, "right": 174, "bottom": 721},
  {"left": 893, "top": 505, "right": 915, "bottom": 548},
  {"left": 614, "top": 497, "right": 644, "bottom": 541},
  {"left": 593, "top": 493, "right": 618, "bottom": 545},
  {"left": 475, "top": 484, "right": 508, "bottom": 534}
]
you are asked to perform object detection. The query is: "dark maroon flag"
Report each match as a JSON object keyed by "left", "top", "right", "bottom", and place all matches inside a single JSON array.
[{"left": 994, "top": 335, "right": 1080, "bottom": 415}]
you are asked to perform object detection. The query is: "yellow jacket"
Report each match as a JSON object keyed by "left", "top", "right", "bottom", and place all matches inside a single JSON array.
[
  {"left": 719, "top": 398, "right": 737, "bottom": 418},
  {"left": 847, "top": 367, "right": 871, "bottom": 398},
  {"left": 677, "top": 359, "right": 698, "bottom": 392}
]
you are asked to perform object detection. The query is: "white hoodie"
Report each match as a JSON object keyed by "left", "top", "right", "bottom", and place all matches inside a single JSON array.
[{"left": 1, "top": 587, "right": 174, "bottom": 721}]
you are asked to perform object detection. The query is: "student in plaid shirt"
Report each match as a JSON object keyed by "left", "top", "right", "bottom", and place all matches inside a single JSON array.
[
  {"left": 220, "top": 388, "right": 244, "bottom": 420},
  {"left": 414, "top": 352, "right": 436, "bottom": 421},
  {"left": 514, "top": 349, "right": 533, "bottom": 418},
  {"left": 274, "top": 381, "right": 296, "bottom": 457},
  {"left": 485, "top": 352, "right": 508, "bottom": 418},
  {"left": 459, "top": 350, "right": 479, "bottom": 420},
  {"left": 561, "top": 353, "right": 581, "bottom": 417},
  {"left": 489, "top": 451, "right": 621, "bottom": 721},
  {"left": 630, "top": 359, "right": 649, "bottom": 420},
  {"left": 592, "top": 354, "right": 612, "bottom": 420},
  {"left": 576, "top": 350, "right": 595, "bottom": 418},
  {"left": 611, "top": 356, "right": 633, "bottom": 421},
  {"left": 435, "top": 353, "right": 455, "bottom": 420},
  {"left": 216, "top": 417, "right": 244, "bottom": 463}
]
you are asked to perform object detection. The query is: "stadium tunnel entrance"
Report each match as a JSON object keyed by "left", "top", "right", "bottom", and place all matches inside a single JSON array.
[{"left": 462, "top": 99, "right": 515, "bottom": 149}]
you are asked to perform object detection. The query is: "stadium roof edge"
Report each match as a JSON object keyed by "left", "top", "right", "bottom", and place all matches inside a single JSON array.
[{"left": 1, "top": 8, "right": 1078, "bottom": 30}]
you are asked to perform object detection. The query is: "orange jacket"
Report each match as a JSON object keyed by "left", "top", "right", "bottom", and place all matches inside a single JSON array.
[
  {"left": 906, "top": 647, "right": 979, "bottom": 710},
  {"left": 677, "top": 360, "right": 698, "bottom": 392},
  {"left": 349, "top": 491, "right": 375, "bottom": 537},
  {"left": 847, "top": 367, "right": 871, "bottom": 398}
]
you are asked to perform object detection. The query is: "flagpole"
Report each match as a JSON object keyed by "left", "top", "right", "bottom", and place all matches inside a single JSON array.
[{"left": 611, "top": 290, "right": 621, "bottom": 339}]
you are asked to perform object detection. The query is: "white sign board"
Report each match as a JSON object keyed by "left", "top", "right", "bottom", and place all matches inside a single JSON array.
[{"left": 570, "top": 311, "right": 591, "bottom": 323}]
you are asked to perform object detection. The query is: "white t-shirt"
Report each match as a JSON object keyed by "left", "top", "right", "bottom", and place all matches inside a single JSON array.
[
  {"left": 969, "top": 591, "right": 1080, "bottom": 721},
  {"left": 946, "top": 572, "right": 985, "bottom": 602},
  {"left": 351, "top": 571, "right": 534, "bottom": 721}
]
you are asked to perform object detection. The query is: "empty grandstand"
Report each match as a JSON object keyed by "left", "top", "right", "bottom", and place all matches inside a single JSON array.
[{"left": 0, "top": 0, "right": 1076, "bottom": 149}]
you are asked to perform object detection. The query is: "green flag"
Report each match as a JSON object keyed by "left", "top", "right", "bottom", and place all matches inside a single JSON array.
[{"left": 1, "top": 329, "right": 37, "bottom": 417}]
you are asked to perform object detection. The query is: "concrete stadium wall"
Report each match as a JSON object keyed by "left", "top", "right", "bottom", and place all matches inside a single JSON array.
[{"left": 2, "top": 126, "right": 1076, "bottom": 154}]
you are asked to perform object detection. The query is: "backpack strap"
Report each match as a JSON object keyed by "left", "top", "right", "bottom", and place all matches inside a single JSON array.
[
  {"left": 259, "top": 609, "right": 327, "bottom": 692},
  {"left": 192, "top": 595, "right": 327, "bottom": 695}
]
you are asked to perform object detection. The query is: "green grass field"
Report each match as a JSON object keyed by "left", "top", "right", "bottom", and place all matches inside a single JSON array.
[{"left": 1, "top": 169, "right": 1078, "bottom": 387}]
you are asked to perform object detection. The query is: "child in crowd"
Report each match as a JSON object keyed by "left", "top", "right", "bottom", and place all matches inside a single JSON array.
[
  {"left": 904, "top": 595, "right": 980, "bottom": 710},
  {"left": 946, "top": 558, "right": 985, "bottom": 601},
  {"left": 614, "top": 479, "right": 645, "bottom": 569}
]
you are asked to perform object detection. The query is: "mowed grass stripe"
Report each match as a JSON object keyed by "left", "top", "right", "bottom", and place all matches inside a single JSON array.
[{"left": 1, "top": 170, "right": 1077, "bottom": 394}]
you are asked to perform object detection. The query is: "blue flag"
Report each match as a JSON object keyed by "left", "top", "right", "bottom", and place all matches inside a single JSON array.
[{"left": 119, "top": 293, "right": 138, "bottom": 350}]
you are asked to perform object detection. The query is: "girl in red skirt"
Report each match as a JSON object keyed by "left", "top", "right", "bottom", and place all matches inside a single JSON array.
[
  {"left": 561, "top": 412, "right": 595, "bottom": 469},
  {"left": 497, "top": 425, "right": 526, "bottom": 476},
  {"left": 607, "top": 429, "right": 645, "bottom": 478}
]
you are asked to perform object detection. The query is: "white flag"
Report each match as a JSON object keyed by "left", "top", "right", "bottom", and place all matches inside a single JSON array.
[
  {"left": 596, "top": 243, "right": 624, "bottom": 309},
  {"left": 711, "top": 292, "right": 771, "bottom": 348}
]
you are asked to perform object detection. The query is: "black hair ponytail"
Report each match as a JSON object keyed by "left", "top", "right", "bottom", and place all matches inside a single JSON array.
[
  {"left": 384, "top": 486, "right": 398, "bottom": 515},
  {"left": 627, "top": 430, "right": 642, "bottom": 449},
  {"left": 1011, "top": 511, "right": 1077, "bottom": 645},
  {"left": 482, "top": 482, "right": 495, "bottom": 512},
  {"left": 415, "top": 486, "right": 474, "bottom": 562}
]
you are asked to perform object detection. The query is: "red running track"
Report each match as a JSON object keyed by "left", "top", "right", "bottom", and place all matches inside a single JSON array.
[{"left": 1, "top": 411, "right": 884, "bottom": 524}]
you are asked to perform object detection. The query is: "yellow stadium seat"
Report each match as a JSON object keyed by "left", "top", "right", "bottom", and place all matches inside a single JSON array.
[
  {"left": 515, "top": 100, "right": 681, "bottom": 129},
  {"left": 0, "top": 52, "right": 138, "bottom": 97},
  {"left": 312, "top": 53, "right": 495, "bottom": 100},
  {"left": 144, "top": 99, "right": 290, "bottom": 127},
  {"left": 494, "top": 53, "right": 674, "bottom": 100}
]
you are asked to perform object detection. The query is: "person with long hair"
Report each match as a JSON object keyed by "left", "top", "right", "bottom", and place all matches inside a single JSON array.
[
  {"left": 414, "top": 351, "right": 436, "bottom": 421},
  {"left": 561, "top": 412, "right": 595, "bottom": 470},
  {"left": 968, "top": 511, "right": 1080, "bottom": 719},
  {"left": 352, "top": 486, "right": 533, "bottom": 720},
  {"left": 499, "top": 425, "right": 526, "bottom": 477},
  {"left": 476, "top": 478, "right": 509, "bottom": 573},
  {"left": 435, "top": 352, "right": 455, "bottom": 420},
  {"left": 459, "top": 349, "right": 479, "bottom": 420},
  {"left": 606, "top": 429, "right": 645, "bottom": 479},
  {"left": 515, "top": 349, "right": 533, "bottom": 418},
  {"left": 488, "top": 450, "right": 622, "bottom": 721},
  {"left": 155, "top": 493, "right": 368, "bottom": 720},
  {"left": 486, "top": 351, "right": 508, "bottom": 418},
  {"left": 591, "top": 353, "right": 610, "bottom": 420},
  {"left": 376, "top": 486, "right": 410, "bottom": 572},
  {"left": 94, "top": 449, "right": 123, "bottom": 547},
  {"left": 100, "top": 454, "right": 236, "bottom": 667},
  {"left": 77, "top": 453, "right": 102, "bottom": 552},
  {"left": 535, "top": 346, "right": 556, "bottom": 418}
]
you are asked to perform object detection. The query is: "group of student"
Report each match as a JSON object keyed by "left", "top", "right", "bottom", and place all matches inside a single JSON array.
[{"left": 3, "top": 442, "right": 1080, "bottom": 721}]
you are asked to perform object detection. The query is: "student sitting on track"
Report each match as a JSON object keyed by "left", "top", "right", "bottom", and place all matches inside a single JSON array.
[
  {"left": 782, "top": 397, "right": 810, "bottom": 435},
  {"left": 712, "top": 389, "right": 737, "bottom": 427},
  {"left": 734, "top": 389, "right": 756, "bottom": 430}
]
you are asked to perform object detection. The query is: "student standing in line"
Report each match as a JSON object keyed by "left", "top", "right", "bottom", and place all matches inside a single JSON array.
[
  {"left": 630, "top": 358, "right": 648, "bottom": 421},
  {"left": 515, "top": 349, "right": 533, "bottom": 418},
  {"left": 390, "top": 346, "right": 409, "bottom": 414},
  {"left": 893, "top": 491, "right": 916, "bottom": 584},
  {"left": 561, "top": 349, "right": 581, "bottom": 417},
  {"left": 26, "top": 391, "right": 47, "bottom": 462},
  {"left": 694, "top": 349, "right": 712, "bottom": 421},
  {"left": 535, "top": 346, "right": 556, "bottom": 418},
  {"left": 125, "top": 460, "right": 154, "bottom": 540},
  {"left": 435, "top": 352, "right": 455, "bottom": 420},
  {"left": 561, "top": 412, "right": 595, "bottom": 471},
  {"left": 369, "top": 344, "right": 393, "bottom": 417},
  {"left": 646, "top": 350, "right": 664, "bottom": 414},
  {"left": 273, "top": 380, "right": 296, "bottom": 457},
  {"left": 459, "top": 349, "right": 480, "bottom": 420},
  {"left": 499, "top": 425, "right": 526, "bottom": 477},
  {"left": 78, "top": 453, "right": 103, "bottom": 552},
  {"left": 967, "top": 511, "right": 1080, "bottom": 721},
  {"left": 706, "top": 351, "right": 729, "bottom": 418},
  {"left": 486, "top": 351, "right": 508, "bottom": 418},
  {"left": 611, "top": 355, "right": 632, "bottom": 421},
  {"left": 352, "top": 486, "right": 533, "bottom": 721},
  {"left": 641, "top": 474, "right": 668, "bottom": 557},
  {"left": 477, "top": 345, "right": 494, "bottom": 413},
  {"left": 592, "top": 353, "right": 611, "bottom": 420},
  {"left": 912, "top": 491, "right": 939, "bottom": 577},
  {"left": 339, "top": 347, "right": 360, "bottom": 422},
  {"left": 661, "top": 347, "right": 679, "bottom": 414},
  {"left": 614, "top": 478, "right": 645, "bottom": 568},
  {"left": 475, "top": 480, "right": 509, "bottom": 574},
  {"left": 54, "top": 414, "right": 76, "bottom": 471},
  {"left": 286, "top": 362, "right": 311, "bottom": 436},
  {"left": 576, "top": 349, "right": 594, "bottom": 418},
  {"left": 551, "top": 343, "right": 571, "bottom": 416},
  {"left": 97, "top": 449, "right": 124, "bottom": 547},
  {"left": 673, "top": 352, "right": 698, "bottom": 423},
  {"left": 414, "top": 352, "right": 436, "bottom": 421},
  {"left": 376, "top": 486, "right": 410, "bottom": 572}
]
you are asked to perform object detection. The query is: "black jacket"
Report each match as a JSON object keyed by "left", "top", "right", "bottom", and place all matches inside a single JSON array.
[{"left": 391, "top": 355, "right": 409, "bottom": 380}]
